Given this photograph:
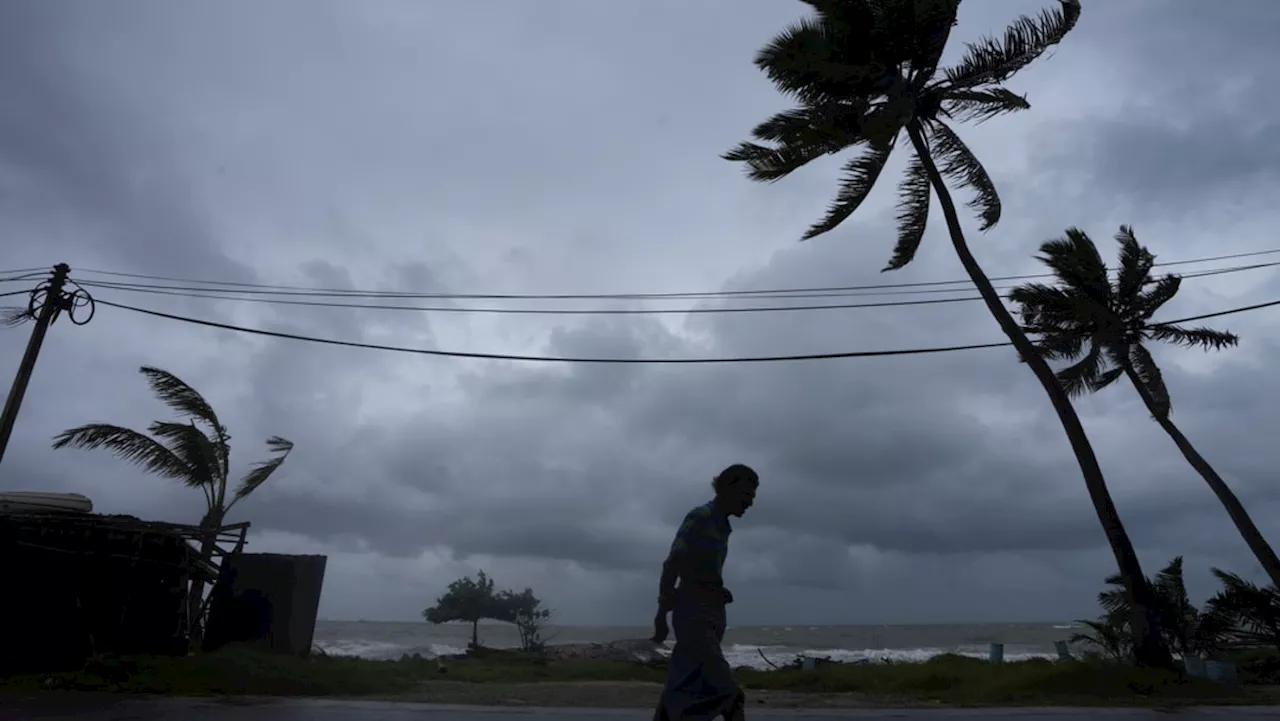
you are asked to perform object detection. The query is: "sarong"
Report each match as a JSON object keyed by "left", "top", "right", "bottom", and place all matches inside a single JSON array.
[{"left": 655, "top": 592, "right": 743, "bottom": 721}]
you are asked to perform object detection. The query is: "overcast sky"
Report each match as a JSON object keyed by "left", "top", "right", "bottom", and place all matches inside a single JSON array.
[{"left": 2, "top": 0, "right": 1278, "bottom": 626}]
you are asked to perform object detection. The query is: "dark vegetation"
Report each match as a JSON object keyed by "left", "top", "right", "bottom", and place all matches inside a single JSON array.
[{"left": 423, "top": 571, "right": 553, "bottom": 652}]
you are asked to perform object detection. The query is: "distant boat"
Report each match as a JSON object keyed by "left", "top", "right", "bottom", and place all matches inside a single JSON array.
[{"left": 0, "top": 491, "right": 93, "bottom": 515}]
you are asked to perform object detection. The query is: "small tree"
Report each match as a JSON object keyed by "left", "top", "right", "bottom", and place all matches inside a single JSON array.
[
  {"left": 497, "top": 588, "right": 552, "bottom": 652},
  {"left": 1205, "top": 569, "right": 1280, "bottom": 653},
  {"left": 422, "top": 571, "right": 506, "bottom": 649},
  {"left": 1069, "top": 617, "right": 1130, "bottom": 663},
  {"left": 1076, "top": 556, "right": 1234, "bottom": 662}
]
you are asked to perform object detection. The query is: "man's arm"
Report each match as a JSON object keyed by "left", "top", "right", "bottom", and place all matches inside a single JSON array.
[{"left": 658, "top": 509, "right": 705, "bottom": 611}]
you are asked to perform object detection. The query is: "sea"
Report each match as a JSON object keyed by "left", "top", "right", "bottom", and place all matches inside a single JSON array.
[{"left": 313, "top": 620, "right": 1084, "bottom": 671}]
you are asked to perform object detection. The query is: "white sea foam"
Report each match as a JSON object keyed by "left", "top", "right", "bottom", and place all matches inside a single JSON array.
[
  {"left": 315, "top": 638, "right": 468, "bottom": 660},
  {"left": 718, "top": 644, "right": 1056, "bottom": 670},
  {"left": 317, "top": 638, "right": 1055, "bottom": 670}
]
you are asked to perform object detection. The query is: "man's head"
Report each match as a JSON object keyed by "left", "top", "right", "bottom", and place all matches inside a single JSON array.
[{"left": 712, "top": 463, "right": 759, "bottom": 517}]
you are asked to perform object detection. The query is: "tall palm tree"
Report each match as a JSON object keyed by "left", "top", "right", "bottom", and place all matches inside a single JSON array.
[
  {"left": 52, "top": 366, "right": 293, "bottom": 640},
  {"left": 1010, "top": 225, "right": 1280, "bottom": 592},
  {"left": 724, "top": 0, "right": 1172, "bottom": 667}
]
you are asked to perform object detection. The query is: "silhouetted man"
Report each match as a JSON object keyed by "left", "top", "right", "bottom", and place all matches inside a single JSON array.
[{"left": 652, "top": 463, "right": 759, "bottom": 721}]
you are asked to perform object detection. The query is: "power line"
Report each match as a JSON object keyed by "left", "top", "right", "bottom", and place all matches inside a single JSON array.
[
  {"left": 64, "top": 246, "right": 1280, "bottom": 301},
  {"left": 71, "top": 260, "right": 1279, "bottom": 317},
  {"left": 87, "top": 283, "right": 986, "bottom": 314},
  {"left": 93, "top": 295, "right": 1280, "bottom": 364}
]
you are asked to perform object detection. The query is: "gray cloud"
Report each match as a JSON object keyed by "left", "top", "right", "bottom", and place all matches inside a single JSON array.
[{"left": 2, "top": 0, "right": 1279, "bottom": 626}]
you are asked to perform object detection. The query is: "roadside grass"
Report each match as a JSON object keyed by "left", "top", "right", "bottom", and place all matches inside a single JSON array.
[{"left": 3, "top": 646, "right": 1278, "bottom": 706}]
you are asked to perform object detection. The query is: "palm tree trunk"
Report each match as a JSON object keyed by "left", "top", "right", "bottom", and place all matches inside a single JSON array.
[
  {"left": 1123, "top": 365, "right": 1280, "bottom": 590},
  {"left": 187, "top": 509, "right": 224, "bottom": 651},
  {"left": 905, "top": 124, "right": 1173, "bottom": 669}
]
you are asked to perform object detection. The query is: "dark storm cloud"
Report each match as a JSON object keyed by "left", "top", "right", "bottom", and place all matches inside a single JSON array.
[
  {"left": 3, "top": 0, "right": 1280, "bottom": 624},
  {"left": 1026, "top": 0, "right": 1280, "bottom": 210},
  {"left": 0, "top": 2, "right": 256, "bottom": 285}
]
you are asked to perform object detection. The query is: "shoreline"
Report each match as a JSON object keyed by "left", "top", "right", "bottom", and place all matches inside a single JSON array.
[{"left": 371, "top": 638, "right": 1061, "bottom": 670}]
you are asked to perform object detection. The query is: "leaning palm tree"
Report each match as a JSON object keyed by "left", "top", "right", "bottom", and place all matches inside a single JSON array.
[
  {"left": 52, "top": 366, "right": 293, "bottom": 641},
  {"left": 1010, "top": 226, "right": 1280, "bottom": 593},
  {"left": 725, "top": 0, "right": 1171, "bottom": 667}
]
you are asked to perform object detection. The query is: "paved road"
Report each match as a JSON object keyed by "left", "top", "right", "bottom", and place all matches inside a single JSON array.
[{"left": 6, "top": 695, "right": 1280, "bottom": 721}]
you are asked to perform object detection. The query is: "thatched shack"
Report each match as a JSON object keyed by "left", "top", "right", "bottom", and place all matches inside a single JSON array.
[{"left": 0, "top": 510, "right": 248, "bottom": 675}]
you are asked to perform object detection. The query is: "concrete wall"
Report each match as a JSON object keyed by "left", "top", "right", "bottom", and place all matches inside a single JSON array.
[{"left": 203, "top": 553, "right": 327, "bottom": 656}]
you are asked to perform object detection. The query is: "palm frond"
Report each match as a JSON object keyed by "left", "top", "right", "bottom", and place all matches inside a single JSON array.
[
  {"left": 1147, "top": 324, "right": 1240, "bottom": 352},
  {"left": 801, "top": 141, "right": 895, "bottom": 240},
  {"left": 1136, "top": 275, "right": 1181, "bottom": 320},
  {"left": 1035, "top": 229, "right": 1112, "bottom": 303},
  {"left": 1099, "top": 575, "right": 1129, "bottom": 619},
  {"left": 753, "top": 14, "right": 888, "bottom": 104},
  {"left": 1032, "top": 330, "right": 1087, "bottom": 362},
  {"left": 138, "top": 366, "right": 223, "bottom": 435},
  {"left": 942, "top": 0, "right": 1081, "bottom": 90},
  {"left": 148, "top": 421, "right": 223, "bottom": 490},
  {"left": 1128, "top": 343, "right": 1171, "bottom": 418},
  {"left": 1054, "top": 342, "right": 1104, "bottom": 396},
  {"left": 925, "top": 121, "right": 1000, "bottom": 230},
  {"left": 747, "top": 102, "right": 864, "bottom": 150},
  {"left": 229, "top": 436, "right": 294, "bottom": 508},
  {"left": 899, "top": 0, "right": 961, "bottom": 82},
  {"left": 883, "top": 153, "right": 932, "bottom": 271},
  {"left": 941, "top": 87, "right": 1030, "bottom": 123},
  {"left": 1114, "top": 225, "right": 1156, "bottom": 305},
  {"left": 138, "top": 366, "right": 231, "bottom": 480},
  {"left": 1008, "top": 282, "right": 1083, "bottom": 330},
  {"left": 1091, "top": 365, "right": 1125, "bottom": 392},
  {"left": 1154, "top": 556, "right": 1186, "bottom": 599},
  {"left": 51, "top": 423, "right": 193, "bottom": 481},
  {"left": 723, "top": 139, "right": 834, "bottom": 183}
]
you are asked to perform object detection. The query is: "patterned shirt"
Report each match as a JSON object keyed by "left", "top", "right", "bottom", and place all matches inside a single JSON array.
[{"left": 667, "top": 500, "right": 732, "bottom": 590}]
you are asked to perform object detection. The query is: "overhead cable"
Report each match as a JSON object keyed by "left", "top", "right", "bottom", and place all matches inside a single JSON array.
[
  {"left": 61, "top": 246, "right": 1280, "bottom": 301},
  {"left": 69, "top": 260, "right": 1280, "bottom": 316},
  {"left": 92, "top": 296, "right": 1280, "bottom": 365}
]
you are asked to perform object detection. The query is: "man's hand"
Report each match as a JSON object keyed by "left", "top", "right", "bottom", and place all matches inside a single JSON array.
[{"left": 651, "top": 608, "right": 670, "bottom": 644}]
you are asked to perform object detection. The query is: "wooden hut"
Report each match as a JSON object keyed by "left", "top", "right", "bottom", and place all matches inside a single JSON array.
[{"left": 0, "top": 497, "right": 248, "bottom": 674}]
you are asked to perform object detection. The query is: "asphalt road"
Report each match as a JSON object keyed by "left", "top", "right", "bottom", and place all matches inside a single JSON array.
[{"left": 6, "top": 696, "right": 1280, "bottom": 721}]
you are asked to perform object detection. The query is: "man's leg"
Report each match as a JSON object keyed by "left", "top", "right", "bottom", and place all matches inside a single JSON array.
[{"left": 722, "top": 690, "right": 745, "bottom": 721}]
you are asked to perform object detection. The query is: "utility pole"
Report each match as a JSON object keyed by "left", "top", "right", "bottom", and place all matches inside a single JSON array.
[{"left": 0, "top": 263, "right": 72, "bottom": 467}]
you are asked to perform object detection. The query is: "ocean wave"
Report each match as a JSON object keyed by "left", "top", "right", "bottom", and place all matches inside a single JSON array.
[
  {"left": 721, "top": 644, "right": 1055, "bottom": 670},
  {"left": 315, "top": 639, "right": 468, "bottom": 660},
  {"left": 316, "top": 638, "right": 1056, "bottom": 670}
]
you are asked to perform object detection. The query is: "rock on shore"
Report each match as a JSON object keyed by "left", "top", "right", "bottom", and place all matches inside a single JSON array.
[
  {"left": 542, "top": 639, "right": 668, "bottom": 664},
  {"left": 447, "top": 639, "right": 668, "bottom": 664}
]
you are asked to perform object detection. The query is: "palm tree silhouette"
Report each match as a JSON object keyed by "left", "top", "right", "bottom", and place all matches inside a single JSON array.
[
  {"left": 724, "top": 0, "right": 1171, "bottom": 666},
  {"left": 1011, "top": 225, "right": 1280, "bottom": 591},
  {"left": 52, "top": 366, "right": 293, "bottom": 641}
]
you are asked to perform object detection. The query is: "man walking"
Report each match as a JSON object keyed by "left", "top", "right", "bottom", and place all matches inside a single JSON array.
[{"left": 652, "top": 464, "right": 759, "bottom": 721}]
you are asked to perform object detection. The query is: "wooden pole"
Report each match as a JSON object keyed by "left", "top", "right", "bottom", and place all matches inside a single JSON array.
[{"left": 0, "top": 263, "right": 71, "bottom": 467}]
